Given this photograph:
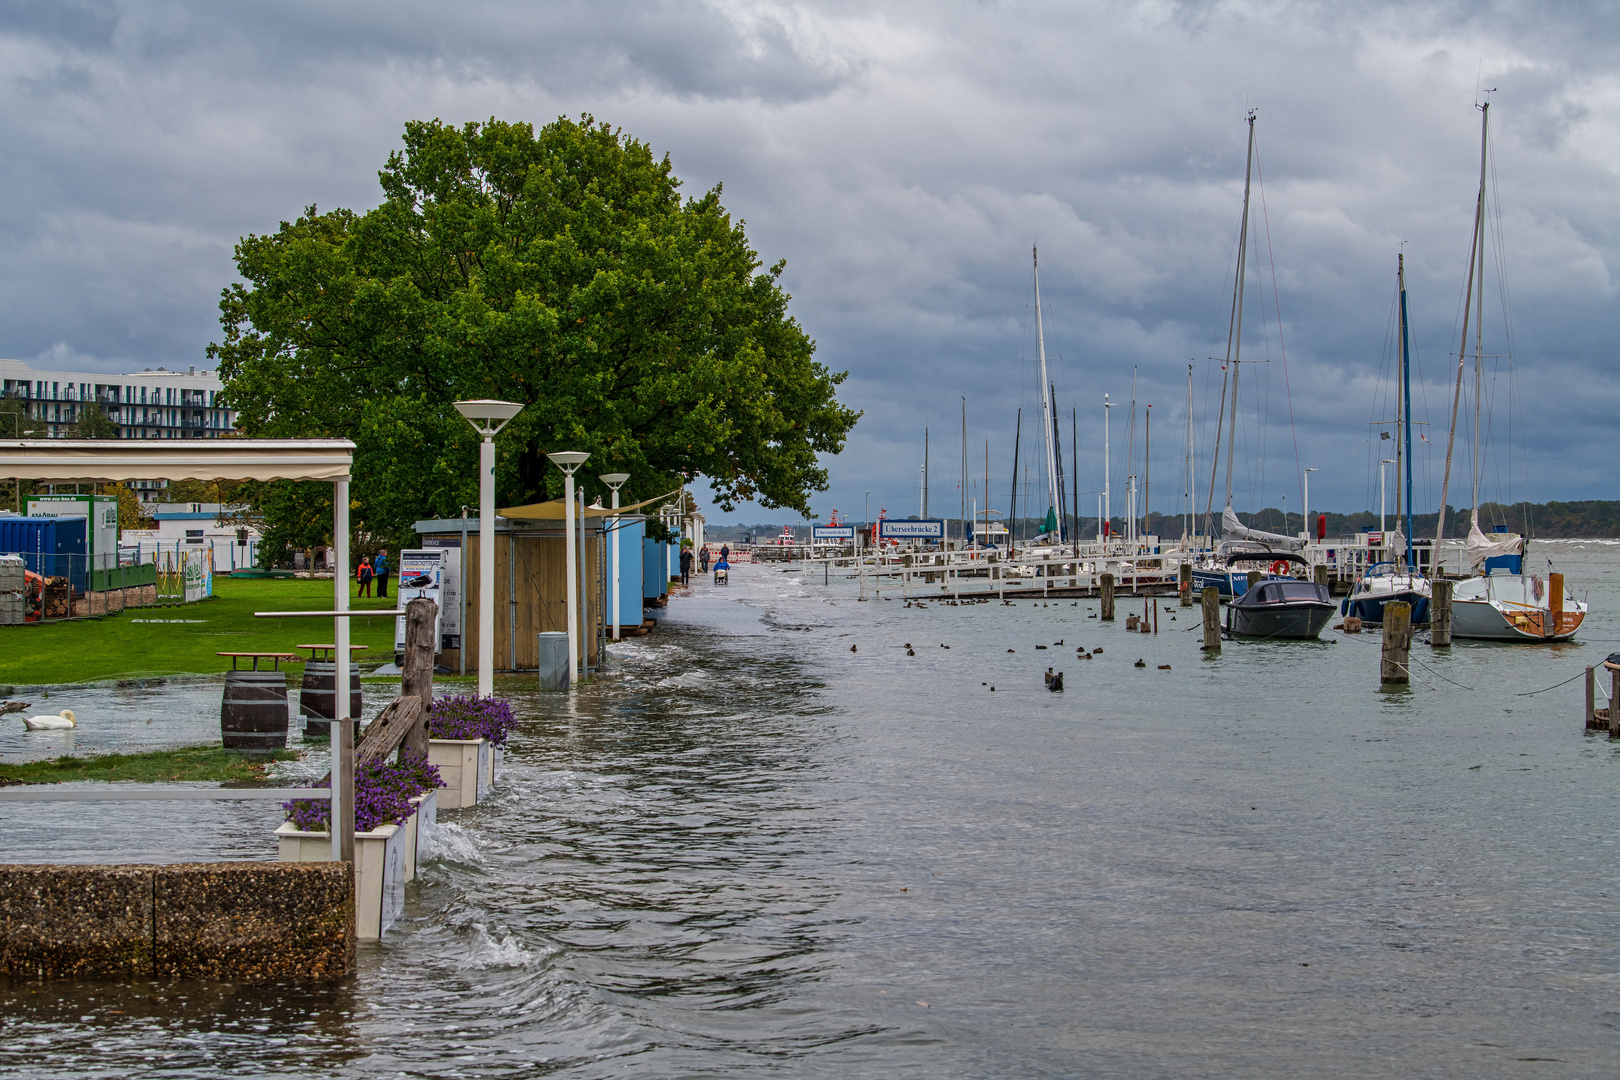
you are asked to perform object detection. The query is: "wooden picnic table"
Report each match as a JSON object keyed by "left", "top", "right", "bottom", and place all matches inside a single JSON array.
[
  {"left": 217, "top": 651, "right": 298, "bottom": 671},
  {"left": 295, "top": 644, "right": 371, "bottom": 661}
]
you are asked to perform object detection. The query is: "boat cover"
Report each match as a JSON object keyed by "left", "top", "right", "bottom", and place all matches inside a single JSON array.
[
  {"left": 1465, "top": 511, "right": 1523, "bottom": 571},
  {"left": 1221, "top": 504, "right": 1307, "bottom": 551}
]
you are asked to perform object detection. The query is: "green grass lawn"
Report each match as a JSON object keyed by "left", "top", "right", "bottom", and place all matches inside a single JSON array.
[
  {"left": 0, "top": 577, "right": 402, "bottom": 685},
  {"left": 0, "top": 744, "right": 300, "bottom": 785}
]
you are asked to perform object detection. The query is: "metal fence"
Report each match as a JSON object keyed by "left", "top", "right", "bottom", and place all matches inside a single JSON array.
[{"left": 0, "top": 546, "right": 215, "bottom": 624}]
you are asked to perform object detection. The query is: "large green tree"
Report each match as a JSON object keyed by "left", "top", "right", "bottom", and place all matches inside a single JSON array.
[{"left": 212, "top": 115, "right": 858, "bottom": 554}]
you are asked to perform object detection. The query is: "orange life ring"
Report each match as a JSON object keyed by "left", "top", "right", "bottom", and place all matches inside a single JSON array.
[{"left": 1269, "top": 559, "right": 1290, "bottom": 576}]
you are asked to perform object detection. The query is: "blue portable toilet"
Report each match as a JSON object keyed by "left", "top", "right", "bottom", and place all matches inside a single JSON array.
[
  {"left": 613, "top": 518, "right": 645, "bottom": 628},
  {"left": 643, "top": 536, "right": 663, "bottom": 601}
]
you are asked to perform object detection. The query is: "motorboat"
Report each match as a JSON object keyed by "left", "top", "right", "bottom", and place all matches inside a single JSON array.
[
  {"left": 1191, "top": 543, "right": 1308, "bottom": 599},
  {"left": 1225, "top": 578, "right": 1336, "bottom": 639},
  {"left": 1339, "top": 562, "right": 1431, "bottom": 625}
]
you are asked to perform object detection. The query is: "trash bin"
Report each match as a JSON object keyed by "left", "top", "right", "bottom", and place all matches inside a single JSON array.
[{"left": 537, "top": 631, "right": 569, "bottom": 691}]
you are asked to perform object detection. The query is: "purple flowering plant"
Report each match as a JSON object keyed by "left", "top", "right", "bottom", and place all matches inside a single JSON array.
[
  {"left": 426, "top": 694, "right": 518, "bottom": 747},
  {"left": 282, "top": 751, "right": 446, "bottom": 833}
]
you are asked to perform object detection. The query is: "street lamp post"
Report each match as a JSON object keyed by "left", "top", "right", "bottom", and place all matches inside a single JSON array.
[
  {"left": 453, "top": 400, "right": 524, "bottom": 698},
  {"left": 547, "top": 451, "right": 591, "bottom": 686},
  {"left": 1303, "top": 468, "right": 1317, "bottom": 541},
  {"left": 599, "top": 474, "right": 629, "bottom": 645}
]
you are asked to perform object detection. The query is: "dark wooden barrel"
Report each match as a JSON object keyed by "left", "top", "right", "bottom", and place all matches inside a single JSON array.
[
  {"left": 299, "top": 661, "right": 362, "bottom": 738},
  {"left": 221, "top": 669, "right": 289, "bottom": 750}
]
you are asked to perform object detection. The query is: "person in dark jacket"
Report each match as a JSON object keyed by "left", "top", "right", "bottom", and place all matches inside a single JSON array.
[
  {"left": 680, "top": 547, "right": 694, "bottom": 585},
  {"left": 699, "top": 546, "right": 710, "bottom": 574},
  {"left": 373, "top": 549, "right": 390, "bottom": 597}
]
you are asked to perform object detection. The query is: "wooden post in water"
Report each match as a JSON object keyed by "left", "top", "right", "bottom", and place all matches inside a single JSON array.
[
  {"left": 1153, "top": 599, "right": 1158, "bottom": 634},
  {"left": 1179, "top": 562, "right": 1193, "bottom": 607},
  {"left": 1430, "top": 579, "right": 1453, "bottom": 648},
  {"left": 1246, "top": 570, "right": 1261, "bottom": 596},
  {"left": 1586, "top": 666, "right": 1596, "bottom": 730},
  {"left": 401, "top": 597, "right": 438, "bottom": 760},
  {"left": 1100, "top": 573, "right": 1115, "bottom": 620},
  {"left": 1550, "top": 572, "right": 1565, "bottom": 640},
  {"left": 1610, "top": 668, "right": 1620, "bottom": 738},
  {"left": 1381, "top": 601, "right": 1411, "bottom": 684},
  {"left": 1200, "top": 586, "right": 1220, "bottom": 653},
  {"left": 1314, "top": 564, "right": 1328, "bottom": 587}
]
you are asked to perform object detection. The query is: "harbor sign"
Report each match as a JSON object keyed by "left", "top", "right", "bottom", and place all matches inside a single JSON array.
[
  {"left": 876, "top": 519, "right": 944, "bottom": 540},
  {"left": 812, "top": 525, "right": 855, "bottom": 541}
]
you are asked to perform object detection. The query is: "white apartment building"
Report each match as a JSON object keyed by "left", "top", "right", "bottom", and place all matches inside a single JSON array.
[{"left": 0, "top": 358, "right": 238, "bottom": 441}]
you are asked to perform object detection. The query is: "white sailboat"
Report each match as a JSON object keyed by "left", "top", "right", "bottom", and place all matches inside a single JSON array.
[
  {"left": 1437, "top": 101, "right": 1585, "bottom": 642},
  {"left": 1192, "top": 111, "right": 1306, "bottom": 600}
]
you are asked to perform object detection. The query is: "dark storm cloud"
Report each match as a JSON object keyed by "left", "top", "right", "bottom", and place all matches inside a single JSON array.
[{"left": 0, "top": 0, "right": 1615, "bottom": 515}]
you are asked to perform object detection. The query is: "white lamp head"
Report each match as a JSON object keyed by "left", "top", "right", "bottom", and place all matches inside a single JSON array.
[
  {"left": 546, "top": 450, "right": 591, "bottom": 476},
  {"left": 454, "top": 399, "right": 524, "bottom": 437},
  {"left": 598, "top": 472, "right": 629, "bottom": 490}
]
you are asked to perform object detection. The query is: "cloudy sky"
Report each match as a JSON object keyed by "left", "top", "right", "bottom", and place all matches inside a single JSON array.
[{"left": 2, "top": 0, "right": 1617, "bottom": 523}]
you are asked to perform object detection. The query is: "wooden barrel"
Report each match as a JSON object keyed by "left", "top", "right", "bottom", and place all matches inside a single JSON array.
[
  {"left": 221, "top": 669, "right": 289, "bottom": 750},
  {"left": 299, "top": 661, "right": 362, "bottom": 738}
]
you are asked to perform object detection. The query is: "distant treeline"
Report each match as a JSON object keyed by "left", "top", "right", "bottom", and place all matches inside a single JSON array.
[{"left": 711, "top": 499, "right": 1620, "bottom": 541}]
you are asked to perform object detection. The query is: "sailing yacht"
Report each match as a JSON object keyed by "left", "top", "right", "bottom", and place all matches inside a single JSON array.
[
  {"left": 1341, "top": 253, "right": 1432, "bottom": 625},
  {"left": 1434, "top": 102, "right": 1587, "bottom": 643},
  {"left": 1195, "top": 112, "right": 1306, "bottom": 598}
]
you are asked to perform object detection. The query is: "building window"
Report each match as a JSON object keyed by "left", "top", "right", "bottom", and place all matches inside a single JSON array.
[{"left": 185, "top": 529, "right": 204, "bottom": 544}]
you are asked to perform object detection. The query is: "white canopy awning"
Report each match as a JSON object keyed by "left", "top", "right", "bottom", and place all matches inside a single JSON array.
[{"left": 0, "top": 439, "right": 354, "bottom": 482}]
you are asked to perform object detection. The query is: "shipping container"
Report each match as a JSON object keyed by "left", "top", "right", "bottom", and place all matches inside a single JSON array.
[{"left": 0, "top": 515, "right": 89, "bottom": 591}]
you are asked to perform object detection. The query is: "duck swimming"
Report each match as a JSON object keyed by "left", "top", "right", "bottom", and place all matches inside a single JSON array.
[{"left": 23, "top": 709, "right": 76, "bottom": 731}]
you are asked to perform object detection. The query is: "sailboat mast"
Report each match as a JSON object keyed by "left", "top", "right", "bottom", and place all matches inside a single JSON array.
[
  {"left": 1051, "top": 385, "right": 1066, "bottom": 543},
  {"left": 1103, "top": 395, "right": 1112, "bottom": 541},
  {"left": 1438, "top": 103, "right": 1489, "bottom": 543},
  {"left": 1398, "top": 252, "right": 1415, "bottom": 569},
  {"left": 1223, "top": 111, "right": 1257, "bottom": 526},
  {"left": 1009, "top": 409, "right": 1021, "bottom": 552},
  {"left": 1186, "top": 363, "right": 1195, "bottom": 544},
  {"left": 1033, "top": 247, "right": 1060, "bottom": 530},
  {"left": 923, "top": 428, "right": 929, "bottom": 519},
  {"left": 1470, "top": 103, "right": 1489, "bottom": 526},
  {"left": 1072, "top": 408, "right": 1080, "bottom": 558},
  {"left": 1144, "top": 405, "right": 1150, "bottom": 540},
  {"left": 961, "top": 397, "right": 967, "bottom": 546}
]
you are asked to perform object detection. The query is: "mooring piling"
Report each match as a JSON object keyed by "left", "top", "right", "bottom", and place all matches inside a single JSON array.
[
  {"left": 1101, "top": 573, "right": 1115, "bottom": 621},
  {"left": 1431, "top": 579, "right": 1453, "bottom": 648},
  {"left": 1611, "top": 668, "right": 1620, "bottom": 738},
  {"left": 1179, "top": 562, "right": 1193, "bottom": 607},
  {"left": 1200, "top": 586, "right": 1220, "bottom": 653},
  {"left": 1381, "top": 601, "right": 1412, "bottom": 684}
]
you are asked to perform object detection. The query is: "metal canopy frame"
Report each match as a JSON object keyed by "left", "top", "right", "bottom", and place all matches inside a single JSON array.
[{"left": 0, "top": 437, "right": 359, "bottom": 863}]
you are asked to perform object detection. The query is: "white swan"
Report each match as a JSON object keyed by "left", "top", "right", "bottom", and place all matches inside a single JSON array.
[{"left": 23, "top": 709, "right": 76, "bottom": 731}]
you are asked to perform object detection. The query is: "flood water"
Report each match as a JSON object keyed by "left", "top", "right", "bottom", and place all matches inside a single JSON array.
[{"left": 5, "top": 543, "right": 1620, "bottom": 1077}]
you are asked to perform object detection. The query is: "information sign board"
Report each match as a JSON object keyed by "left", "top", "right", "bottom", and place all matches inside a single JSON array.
[
  {"left": 876, "top": 519, "right": 945, "bottom": 540},
  {"left": 812, "top": 525, "right": 855, "bottom": 540}
]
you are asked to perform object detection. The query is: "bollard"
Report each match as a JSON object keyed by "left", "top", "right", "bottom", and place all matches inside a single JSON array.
[
  {"left": 1586, "top": 666, "right": 1597, "bottom": 730},
  {"left": 1431, "top": 579, "right": 1453, "bottom": 648},
  {"left": 1101, "top": 573, "right": 1115, "bottom": 621},
  {"left": 1126, "top": 614, "right": 1140, "bottom": 631},
  {"left": 1201, "top": 586, "right": 1220, "bottom": 653},
  {"left": 1381, "top": 601, "right": 1411, "bottom": 684},
  {"left": 1179, "top": 563, "right": 1193, "bottom": 607}
]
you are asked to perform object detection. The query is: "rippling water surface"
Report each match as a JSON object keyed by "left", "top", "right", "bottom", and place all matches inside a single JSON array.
[{"left": 5, "top": 544, "right": 1620, "bottom": 1077}]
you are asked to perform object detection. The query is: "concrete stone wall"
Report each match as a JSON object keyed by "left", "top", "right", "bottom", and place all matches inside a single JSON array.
[{"left": 0, "top": 862, "right": 354, "bottom": 981}]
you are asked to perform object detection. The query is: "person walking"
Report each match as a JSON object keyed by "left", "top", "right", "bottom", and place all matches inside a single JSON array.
[
  {"left": 720, "top": 543, "right": 730, "bottom": 562},
  {"left": 699, "top": 546, "right": 710, "bottom": 574},
  {"left": 680, "top": 546, "right": 694, "bottom": 585},
  {"left": 373, "top": 548, "right": 390, "bottom": 598},
  {"left": 357, "top": 557, "right": 374, "bottom": 598}
]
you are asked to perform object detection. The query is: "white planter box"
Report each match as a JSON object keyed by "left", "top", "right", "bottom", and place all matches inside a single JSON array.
[
  {"left": 275, "top": 820, "right": 405, "bottom": 940},
  {"left": 429, "top": 738, "right": 490, "bottom": 809},
  {"left": 487, "top": 745, "right": 503, "bottom": 788},
  {"left": 403, "top": 789, "right": 438, "bottom": 881}
]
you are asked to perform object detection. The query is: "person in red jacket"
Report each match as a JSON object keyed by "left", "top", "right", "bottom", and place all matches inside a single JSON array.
[{"left": 357, "top": 558, "right": 373, "bottom": 598}]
